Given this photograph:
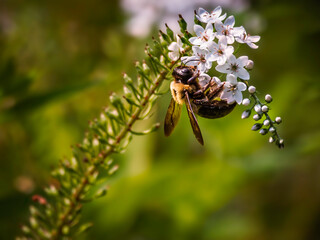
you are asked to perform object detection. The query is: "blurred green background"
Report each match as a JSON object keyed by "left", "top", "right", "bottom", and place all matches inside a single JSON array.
[{"left": 1, "top": 0, "right": 320, "bottom": 239}]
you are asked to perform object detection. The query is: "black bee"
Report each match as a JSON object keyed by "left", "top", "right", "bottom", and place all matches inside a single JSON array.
[{"left": 164, "top": 66, "right": 236, "bottom": 145}]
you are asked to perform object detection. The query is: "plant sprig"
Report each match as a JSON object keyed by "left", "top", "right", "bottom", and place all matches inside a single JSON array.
[{"left": 18, "top": 17, "right": 192, "bottom": 240}]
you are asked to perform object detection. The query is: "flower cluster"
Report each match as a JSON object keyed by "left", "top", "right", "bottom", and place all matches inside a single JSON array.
[
  {"left": 169, "top": 6, "right": 260, "bottom": 105},
  {"left": 167, "top": 6, "right": 284, "bottom": 148}
]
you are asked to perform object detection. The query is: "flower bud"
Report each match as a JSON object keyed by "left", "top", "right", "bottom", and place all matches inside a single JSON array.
[
  {"left": 253, "top": 114, "right": 261, "bottom": 121},
  {"left": 278, "top": 139, "right": 284, "bottom": 148},
  {"left": 123, "top": 73, "right": 133, "bottom": 85},
  {"left": 242, "top": 98, "right": 250, "bottom": 106},
  {"left": 275, "top": 117, "right": 282, "bottom": 124},
  {"left": 265, "top": 94, "right": 272, "bottom": 103},
  {"left": 246, "top": 60, "right": 254, "bottom": 70},
  {"left": 108, "top": 164, "right": 119, "bottom": 175},
  {"left": 254, "top": 104, "right": 262, "bottom": 113},
  {"left": 251, "top": 123, "right": 263, "bottom": 131},
  {"left": 142, "top": 61, "right": 150, "bottom": 75},
  {"left": 263, "top": 119, "right": 270, "bottom": 126},
  {"left": 248, "top": 86, "right": 256, "bottom": 94},
  {"left": 269, "top": 136, "right": 275, "bottom": 143},
  {"left": 100, "top": 113, "right": 106, "bottom": 122},
  {"left": 109, "top": 92, "right": 121, "bottom": 105},
  {"left": 259, "top": 128, "right": 268, "bottom": 135},
  {"left": 92, "top": 138, "right": 99, "bottom": 147},
  {"left": 269, "top": 127, "right": 276, "bottom": 133},
  {"left": 241, "top": 110, "right": 251, "bottom": 119},
  {"left": 261, "top": 105, "right": 269, "bottom": 112}
]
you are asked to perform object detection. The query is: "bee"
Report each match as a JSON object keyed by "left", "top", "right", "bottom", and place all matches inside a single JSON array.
[{"left": 164, "top": 66, "right": 236, "bottom": 145}]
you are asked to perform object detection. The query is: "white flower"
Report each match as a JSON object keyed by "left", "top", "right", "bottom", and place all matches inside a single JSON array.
[
  {"left": 207, "top": 36, "right": 234, "bottom": 65},
  {"left": 215, "top": 55, "right": 250, "bottom": 80},
  {"left": 181, "top": 46, "right": 212, "bottom": 73},
  {"left": 196, "top": 6, "right": 227, "bottom": 24},
  {"left": 221, "top": 74, "right": 247, "bottom": 104},
  {"left": 168, "top": 34, "right": 184, "bottom": 61},
  {"left": 215, "top": 16, "right": 244, "bottom": 44},
  {"left": 235, "top": 28, "right": 260, "bottom": 49},
  {"left": 189, "top": 23, "right": 215, "bottom": 47}
]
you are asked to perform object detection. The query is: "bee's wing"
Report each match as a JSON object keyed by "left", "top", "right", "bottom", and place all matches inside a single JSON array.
[
  {"left": 185, "top": 91, "right": 204, "bottom": 145},
  {"left": 164, "top": 98, "right": 182, "bottom": 137}
]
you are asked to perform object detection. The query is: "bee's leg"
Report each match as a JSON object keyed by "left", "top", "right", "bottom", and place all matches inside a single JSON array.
[
  {"left": 187, "top": 72, "right": 201, "bottom": 88},
  {"left": 192, "top": 89, "right": 205, "bottom": 99},
  {"left": 192, "top": 79, "right": 213, "bottom": 99},
  {"left": 208, "top": 82, "right": 225, "bottom": 99}
]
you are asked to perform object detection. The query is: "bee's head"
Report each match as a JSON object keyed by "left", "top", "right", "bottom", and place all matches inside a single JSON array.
[{"left": 172, "top": 66, "right": 195, "bottom": 84}]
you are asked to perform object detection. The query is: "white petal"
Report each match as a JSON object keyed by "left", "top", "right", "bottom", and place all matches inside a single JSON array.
[
  {"left": 198, "top": 63, "right": 208, "bottom": 73},
  {"left": 217, "top": 55, "right": 226, "bottom": 65},
  {"left": 199, "top": 73, "right": 211, "bottom": 86},
  {"left": 168, "top": 52, "right": 179, "bottom": 61},
  {"left": 226, "top": 74, "right": 237, "bottom": 85},
  {"left": 217, "top": 13, "right": 227, "bottom": 22},
  {"left": 205, "top": 61, "right": 212, "bottom": 70},
  {"left": 224, "top": 46, "right": 234, "bottom": 57},
  {"left": 225, "top": 16, "right": 235, "bottom": 27},
  {"left": 235, "top": 37, "right": 245, "bottom": 44},
  {"left": 196, "top": 8, "right": 209, "bottom": 23},
  {"left": 234, "top": 90, "right": 243, "bottom": 104},
  {"left": 248, "top": 35, "right": 260, "bottom": 43},
  {"left": 189, "top": 37, "right": 202, "bottom": 46},
  {"left": 215, "top": 63, "right": 229, "bottom": 73},
  {"left": 237, "top": 67, "right": 250, "bottom": 80},
  {"left": 221, "top": 89, "right": 233, "bottom": 102},
  {"left": 237, "top": 56, "right": 249, "bottom": 67},
  {"left": 206, "top": 52, "right": 218, "bottom": 62},
  {"left": 168, "top": 42, "right": 177, "bottom": 51},
  {"left": 199, "top": 73, "right": 211, "bottom": 81},
  {"left": 226, "top": 35, "right": 234, "bottom": 44},
  {"left": 194, "top": 24, "right": 204, "bottom": 36},
  {"left": 211, "top": 6, "right": 222, "bottom": 17},
  {"left": 207, "top": 41, "right": 218, "bottom": 51},
  {"left": 198, "top": 8, "right": 207, "bottom": 16},
  {"left": 214, "top": 21, "right": 224, "bottom": 33},
  {"left": 232, "top": 26, "right": 245, "bottom": 37},
  {"left": 192, "top": 46, "right": 201, "bottom": 54},
  {"left": 224, "top": 92, "right": 236, "bottom": 104},
  {"left": 218, "top": 36, "right": 228, "bottom": 48},
  {"left": 205, "top": 22, "right": 213, "bottom": 32},
  {"left": 227, "top": 54, "right": 237, "bottom": 64},
  {"left": 247, "top": 42, "right": 259, "bottom": 49},
  {"left": 237, "top": 82, "right": 247, "bottom": 91}
]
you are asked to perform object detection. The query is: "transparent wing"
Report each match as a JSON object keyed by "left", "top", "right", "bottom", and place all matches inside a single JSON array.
[
  {"left": 185, "top": 91, "right": 204, "bottom": 145},
  {"left": 164, "top": 98, "right": 182, "bottom": 137}
]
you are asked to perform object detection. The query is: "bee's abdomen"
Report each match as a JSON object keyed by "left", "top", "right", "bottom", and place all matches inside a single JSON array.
[{"left": 191, "top": 100, "right": 236, "bottom": 119}]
